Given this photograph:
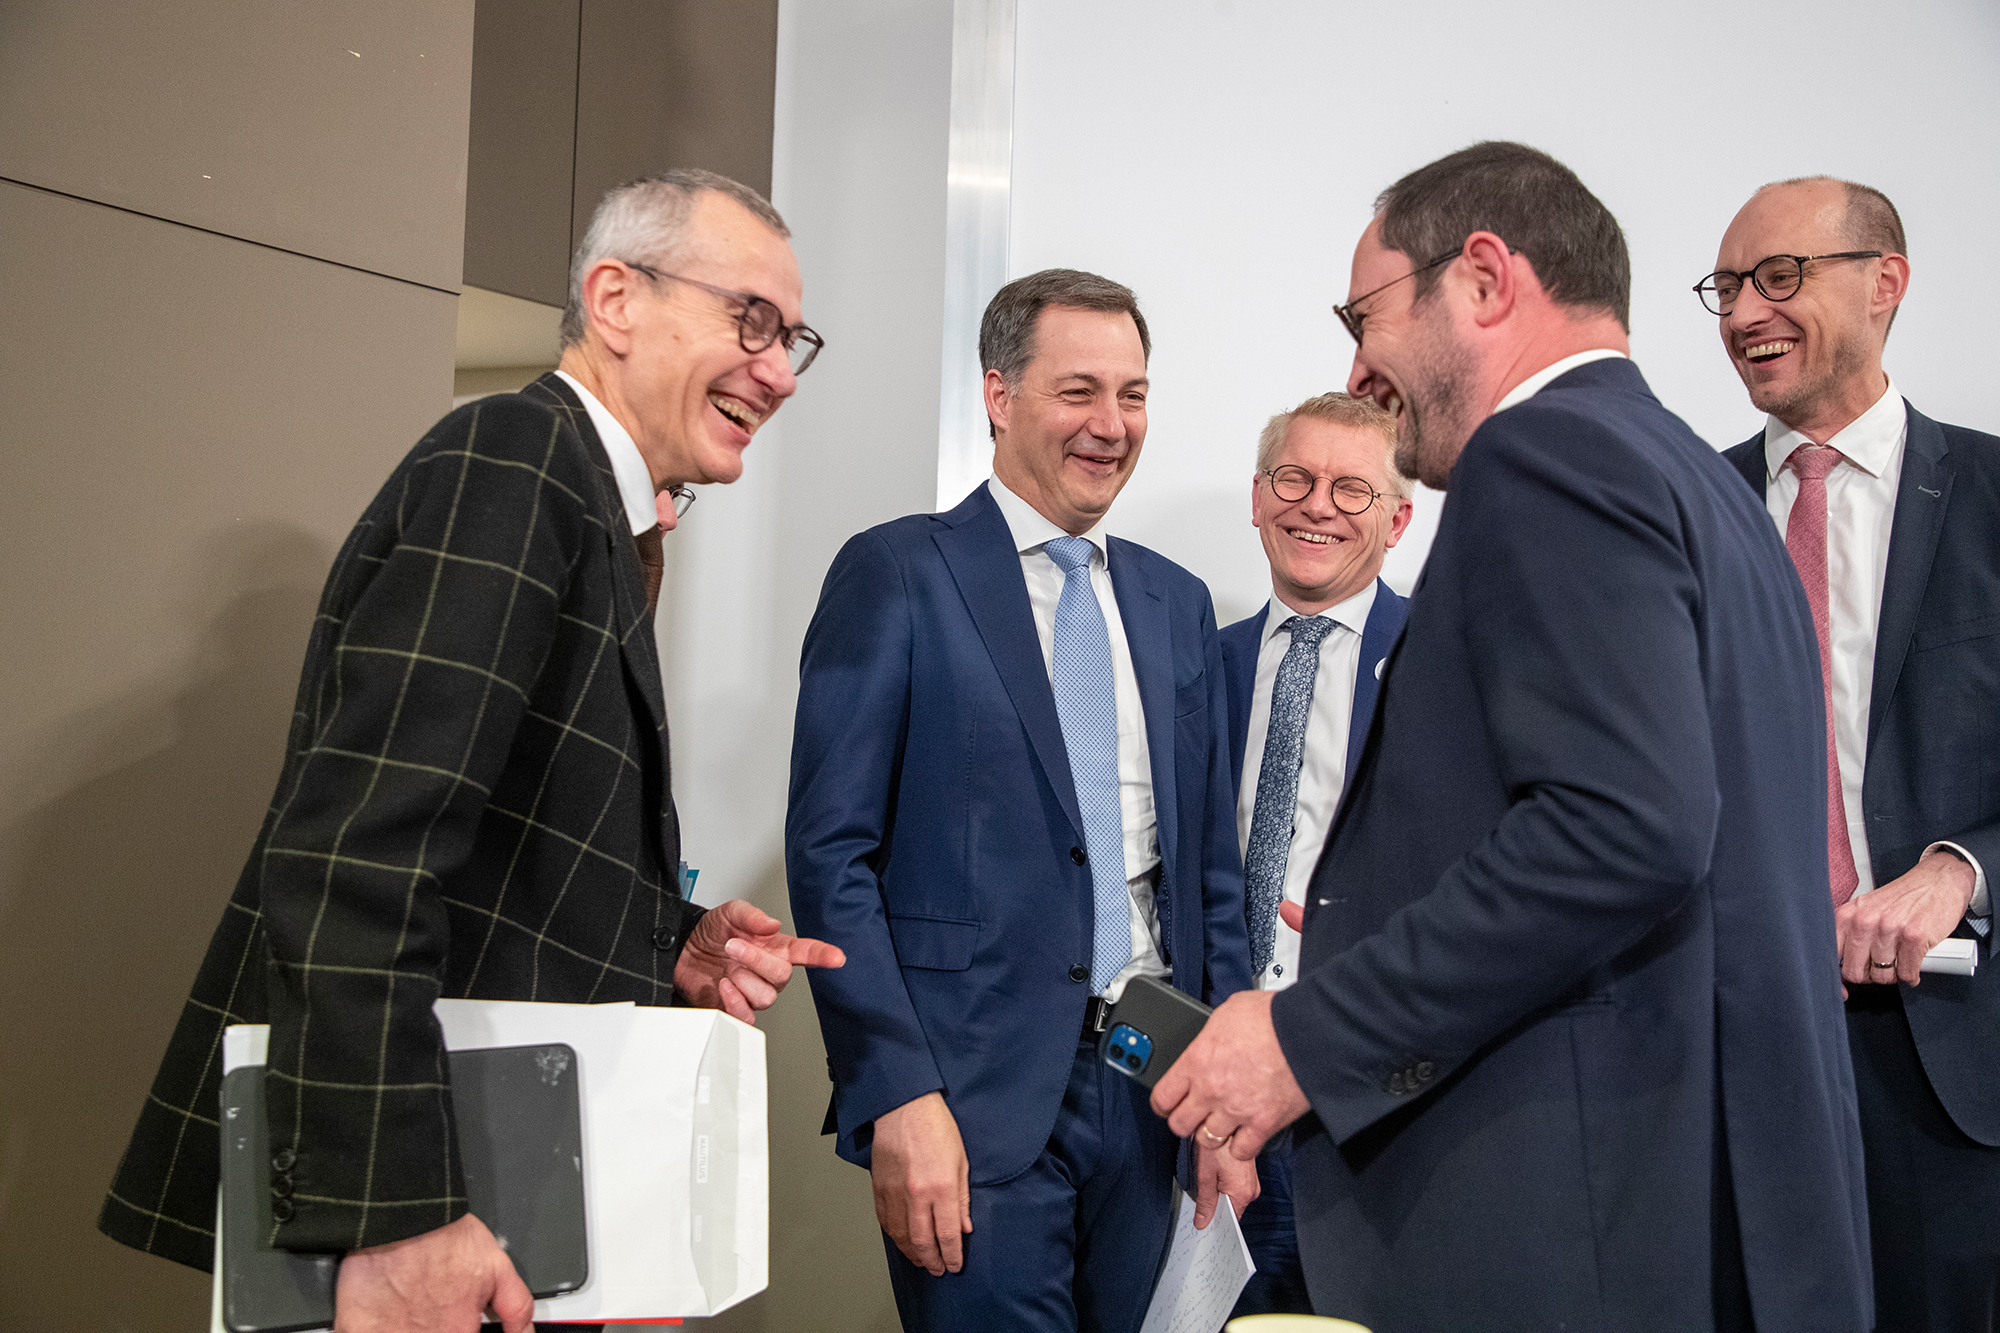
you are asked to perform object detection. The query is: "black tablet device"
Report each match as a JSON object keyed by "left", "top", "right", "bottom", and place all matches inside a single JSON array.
[{"left": 219, "top": 1043, "right": 588, "bottom": 1333}]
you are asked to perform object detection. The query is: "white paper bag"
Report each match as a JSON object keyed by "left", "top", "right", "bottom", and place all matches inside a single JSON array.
[{"left": 213, "top": 998, "right": 766, "bottom": 1328}]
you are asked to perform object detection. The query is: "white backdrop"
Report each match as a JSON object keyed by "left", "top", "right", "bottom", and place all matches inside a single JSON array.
[{"left": 1007, "top": 0, "right": 2000, "bottom": 626}]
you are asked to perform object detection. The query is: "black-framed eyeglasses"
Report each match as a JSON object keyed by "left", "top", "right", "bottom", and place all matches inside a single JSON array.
[
  {"left": 625, "top": 262, "right": 824, "bottom": 374},
  {"left": 664, "top": 485, "right": 695, "bottom": 519},
  {"left": 1333, "top": 248, "right": 1460, "bottom": 345},
  {"left": 1261, "top": 466, "right": 1384, "bottom": 514},
  {"left": 1691, "top": 251, "right": 1883, "bottom": 317}
]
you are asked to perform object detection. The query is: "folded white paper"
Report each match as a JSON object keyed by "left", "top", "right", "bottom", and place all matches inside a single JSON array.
[
  {"left": 212, "top": 998, "right": 765, "bottom": 1327},
  {"left": 1139, "top": 1191, "right": 1255, "bottom": 1333}
]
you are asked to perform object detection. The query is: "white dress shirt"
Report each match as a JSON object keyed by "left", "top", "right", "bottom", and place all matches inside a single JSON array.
[
  {"left": 1492, "top": 348, "right": 1628, "bottom": 414},
  {"left": 987, "top": 477, "right": 1169, "bottom": 1000},
  {"left": 1237, "top": 583, "right": 1381, "bottom": 991},
  {"left": 556, "top": 370, "right": 658, "bottom": 537},
  {"left": 1761, "top": 380, "right": 1989, "bottom": 917}
]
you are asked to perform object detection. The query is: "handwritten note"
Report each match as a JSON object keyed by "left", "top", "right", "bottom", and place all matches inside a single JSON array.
[{"left": 1139, "top": 1191, "right": 1255, "bottom": 1333}]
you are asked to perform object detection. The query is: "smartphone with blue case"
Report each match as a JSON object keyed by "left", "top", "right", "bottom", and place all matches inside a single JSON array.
[{"left": 1097, "top": 976, "right": 1212, "bottom": 1088}]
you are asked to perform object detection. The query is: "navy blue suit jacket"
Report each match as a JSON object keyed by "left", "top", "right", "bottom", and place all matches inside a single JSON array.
[
  {"left": 1724, "top": 404, "right": 2000, "bottom": 1146},
  {"left": 787, "top": 484, "right": 1253, "bottom": 1183},
  {"left": 1272, "top": 359, "right": 1872, "bottom": 1332},
  {"left": 1219, "top": 580, "right": 1409, "bottom": 801}
]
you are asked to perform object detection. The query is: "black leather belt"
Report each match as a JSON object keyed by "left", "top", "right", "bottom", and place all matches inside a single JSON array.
[{"left": 1083, "top": 994, "right": 1114, "bottom": 1036}]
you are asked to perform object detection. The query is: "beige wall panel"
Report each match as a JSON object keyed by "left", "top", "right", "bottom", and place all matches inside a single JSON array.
[
  {"left": 0, "top": 0, "right": 475, "bottom": 291},
  {"left": 462, "top": 0, "right": 582, "bottom": 305},
  {"left": 570, "top": 0, "right": 779, "bottom": 240},
  {"left": 0, "top": 180, "right": 457, "bottom": 1328}
]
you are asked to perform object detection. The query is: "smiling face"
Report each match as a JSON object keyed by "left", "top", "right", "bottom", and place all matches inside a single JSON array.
[
  {"left": 1344, "top": 217, "right": 1482, "bottom": 490},
  {"left": 1714, "top": 181, "right": 1894, "bottom": 440},
  {"left": 619, "top": 192, "right": 803, "bottom": 488},
  {"left": 988, "top": 306, "right": 1150, "bottom": 534},
  {"left": 1253, "top": 417, "right": 1413, "bottom": 614}
]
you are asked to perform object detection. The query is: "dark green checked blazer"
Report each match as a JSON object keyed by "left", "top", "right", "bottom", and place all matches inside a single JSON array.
[{"left": 100, "top": 373, "right": 705, "bottom": 1269}]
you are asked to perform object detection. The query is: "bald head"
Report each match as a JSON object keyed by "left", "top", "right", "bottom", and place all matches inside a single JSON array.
[
  {"left": 1757, "top": 176, "right": 1906, "bottom": 265},
  {"left": 1711, "top": 177, "right": 1910, "bottom": 441}
]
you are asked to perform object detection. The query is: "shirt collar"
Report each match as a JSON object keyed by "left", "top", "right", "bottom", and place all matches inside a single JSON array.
[
  {"left": 1761, "top": 378, "right": 1906, "bottom": 481},
  {"left": 556, "top": 370, "right": 660, "bottom": 536},
  {"left": 1492, "top": 349, "right": 1628, "bottom": 415},
  {"left": 1262, "top": 579, "right": 1379, "bottom": 645},
  {"left": 986, "top": 475, "right": 1113, "bottom": 569}
]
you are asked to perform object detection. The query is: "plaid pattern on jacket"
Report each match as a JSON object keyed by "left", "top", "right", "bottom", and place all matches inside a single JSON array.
[{"left": 99, "top": 373, "right": 704, "bottom": 1269}]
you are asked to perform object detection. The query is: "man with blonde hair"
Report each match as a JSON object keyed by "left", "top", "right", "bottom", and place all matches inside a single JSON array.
[{"left": 1219, "top": 392, "right": 1410, "bottom": 1316}]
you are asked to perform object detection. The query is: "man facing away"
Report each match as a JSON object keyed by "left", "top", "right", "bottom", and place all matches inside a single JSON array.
[
  {"left": 1705, "top": 175, "right": 2000, "bottom": 1330},
  {"left": 99, "top": 170, "right": 842, "bottom": 1333},
  {"left": 1219, "top": 392, "right": 1410, "bottom": 1318},
  {"left": 786, "top": 269, "right": 1253, "bottom": 1332},
  {"left": 1150, "top": 142, "right": 1872, "bottom": 1332}
]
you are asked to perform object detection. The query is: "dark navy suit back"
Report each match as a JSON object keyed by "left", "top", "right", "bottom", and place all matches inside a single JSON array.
[{"left": 1275, "top": 360, "right": 1870, "bottom": 1332}]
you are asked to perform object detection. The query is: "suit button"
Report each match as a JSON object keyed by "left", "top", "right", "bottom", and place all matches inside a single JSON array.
[
  {"left": 1070, "top": 846, "right": 1087, "bottom": 866},
  {"left": 1069, "top": 964, "right": 1090, "bottom": 982},
  {"left": 271, "top": 1148, "right": 297, "bottom": 1171},
  {"left": 1388, "top": 1071, "right": 1407, "bottom": 1094},
  {"left": 271, "top": 1198, "right": 294, "bottom": 1223},
  {"left": 651, "top": 925, "right": 678, "bottom": 951},
  {"left": 1416, "top": 1061, "right": 1435, "bottom": 1082},
  {"left": 270, "top": 1175, "right": 293, "bottom": 1199}
]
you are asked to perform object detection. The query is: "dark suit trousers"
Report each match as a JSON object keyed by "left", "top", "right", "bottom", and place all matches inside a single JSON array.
[
  {"left": 1230, "top": 1131, "right": 1311, "bottom": 1317},
  {"left": 883, "top": 1034, "right": 1178, "bottom": 1333},
  {"left": 1848, "top": 985, "right": 2000, "bottom": 1332}
]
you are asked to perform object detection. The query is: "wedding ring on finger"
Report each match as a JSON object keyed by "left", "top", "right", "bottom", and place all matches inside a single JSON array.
[
  {"left": 1869, "top": 959, "right": 1896, "bottom": 969},
  {"left": 1198, "top": 1125, "right": 1232, "bottom": 1148}
]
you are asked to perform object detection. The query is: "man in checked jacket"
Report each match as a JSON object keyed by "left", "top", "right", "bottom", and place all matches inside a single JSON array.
[{"left": 99, "top": 170, "right": 842, "bottom": 1332}]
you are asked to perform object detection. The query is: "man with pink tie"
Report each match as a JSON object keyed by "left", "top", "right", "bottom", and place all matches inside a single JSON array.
[{"left": 1708, "top": 175, "right": 2000, "bottom": 1331}]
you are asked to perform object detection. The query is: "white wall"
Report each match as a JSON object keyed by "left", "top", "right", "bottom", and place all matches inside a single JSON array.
[
  {"left": 1007, "top": 0, "right": 2000, "bottom": 625},
  {"left": 664, "top": 2, "right": 956, "bottom": 1326}
]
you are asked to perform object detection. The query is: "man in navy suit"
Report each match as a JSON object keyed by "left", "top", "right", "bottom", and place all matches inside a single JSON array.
[
  {"left": 1151, "top": 142, "right": 1872, "bottom": 1332},
  {"left": 1218, "top": 392, "right": 1409, "bottom": 1317},
  {"left": 787, "top": 269, "right": 1253, "bottom": 1331},
  {"left": 1706, "top": 175, "right": 2000, "bottom": 1331}
]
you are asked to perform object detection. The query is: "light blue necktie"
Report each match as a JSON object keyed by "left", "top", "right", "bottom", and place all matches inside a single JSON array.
[
  {"left": 1045, "top": 536, "right": 1131, "bottom": 994},
  {"left": 1245, "top": 615, "right": 1336, "bottom": 979}
]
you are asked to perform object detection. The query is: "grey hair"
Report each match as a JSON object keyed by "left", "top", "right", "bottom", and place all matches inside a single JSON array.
[
  {"left": 1256, "top": 392, "right": 1412, "bottom": 499},
  {"left": 559, "top": 169, "right": 790, "bottom": 349}
]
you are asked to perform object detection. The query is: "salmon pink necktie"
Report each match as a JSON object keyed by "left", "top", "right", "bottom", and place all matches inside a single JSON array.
[{"left": 1785, "top": 443, "right": 1859, "bottom": 907}]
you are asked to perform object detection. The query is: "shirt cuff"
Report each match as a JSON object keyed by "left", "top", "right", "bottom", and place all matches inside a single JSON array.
[{"left": 1926, "top": 841, "right": 1990, "bottom": 922}]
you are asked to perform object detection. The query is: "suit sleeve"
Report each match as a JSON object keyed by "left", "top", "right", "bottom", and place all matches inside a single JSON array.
[
  {"left": 258, "top": 399, "right": 592, "bottom": 1251},
  {"left": 1196, "top": 590, "right": 1254, "bottom": 1003},
  {"left": 786, "top": 530, "right": 942, "bottom": 1146},
  {"left": 1272, "top": 410, "right": 1721, "bottom": 1143}
]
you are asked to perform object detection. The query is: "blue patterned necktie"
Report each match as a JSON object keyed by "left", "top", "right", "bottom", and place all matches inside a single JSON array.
[
  {"left": 1245, "top": 615, "right": 1337, "bottom": 979},
  {"left": 1045, "top": 536, "right": 1131, "bottom": 994}
]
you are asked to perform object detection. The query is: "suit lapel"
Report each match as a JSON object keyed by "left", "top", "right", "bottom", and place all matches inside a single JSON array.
[
  {"left": 934, "top": 490, "right": 1087, "bottom": 845},
  {"left": 1109, "top": 538, "right": 1177, "bottom": 886},
  {"left": 1221, "top": 606, "right": 1267, "bottom": 793},
  {"left": 523, "top": 374, "right": 668, "bottom": 739},
  {"left": 1868, "top": 404, "right": 1953, "bottom": 756},
  {"left": 1728, "top": 431, "right": 1767, "bottom": 495},
  {"left": 1346, "top": 579, "right": 1407, "bottom": 786}
]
